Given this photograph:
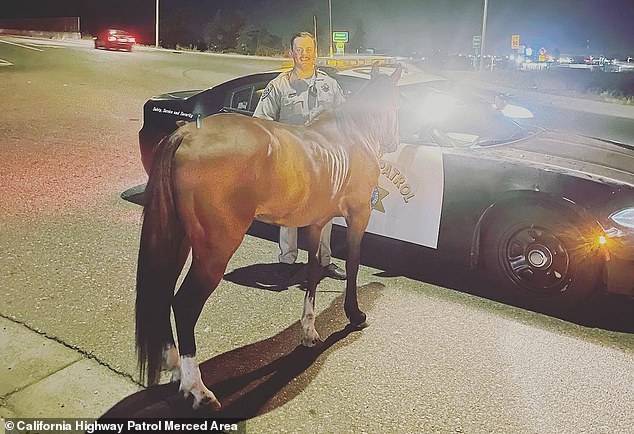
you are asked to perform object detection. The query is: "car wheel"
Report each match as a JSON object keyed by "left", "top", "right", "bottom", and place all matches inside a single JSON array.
[{"left": 483, "top": 205, "right": 600, "bottom": 312}]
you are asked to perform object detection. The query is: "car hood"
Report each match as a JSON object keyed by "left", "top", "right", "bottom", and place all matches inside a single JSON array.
[
  {"left": 150, "top": 90, "right": 202, "bottom": 101},
  {"left": 476, "top": 130, "right": 634, "bottom": 187}
]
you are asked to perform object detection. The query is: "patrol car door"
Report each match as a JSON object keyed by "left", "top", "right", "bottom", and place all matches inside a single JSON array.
[
  {"left": 333, "top": 139, "right": 444, "bottom": 249},
  {"left": 332, "top": 75, "right": 445, "bottom": 249}
]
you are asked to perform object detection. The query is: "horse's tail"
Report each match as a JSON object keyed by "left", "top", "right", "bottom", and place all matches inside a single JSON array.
[{"left": 135, "top": 130, "right": 186, "bottom": 386}]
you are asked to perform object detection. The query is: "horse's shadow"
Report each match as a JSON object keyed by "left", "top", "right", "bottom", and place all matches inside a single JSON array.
[
  {"left": 100, "top": 282, "right": 385, "bottom": 419},
  {"left": 223, "top": 262, "right": 308, "bottom": 292}
]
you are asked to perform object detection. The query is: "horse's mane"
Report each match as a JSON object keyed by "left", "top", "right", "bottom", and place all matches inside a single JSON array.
[{"left": 329, "top": 75, "right": 398, "bottom": 155}]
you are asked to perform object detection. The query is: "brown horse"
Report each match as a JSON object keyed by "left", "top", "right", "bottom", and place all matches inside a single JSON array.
[{"left": 136, "top": 64, "right": 402, "bottom": 409}]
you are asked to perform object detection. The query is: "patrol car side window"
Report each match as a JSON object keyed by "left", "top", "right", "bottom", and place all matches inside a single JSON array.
[
  {"left": 226, "top": 81, "right": 272, "bottom": 114},
  {"left": 229, "top": 87, "right": 254, "bottom": 112},
  {"left": 251, "top": 84, "right": 267, "bottom": 110}
]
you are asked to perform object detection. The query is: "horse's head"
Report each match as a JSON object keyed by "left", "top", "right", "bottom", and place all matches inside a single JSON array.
[
  {"left": 365, "top": 63, "right": 402, "bottom": 154},
  {"left": 333, "top": 63, "right": 402, "bottom": 157}
]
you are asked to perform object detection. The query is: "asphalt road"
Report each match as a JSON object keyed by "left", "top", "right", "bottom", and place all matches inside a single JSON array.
[{"left": 0, "top": 37, "right": 633, "bottom": 433}]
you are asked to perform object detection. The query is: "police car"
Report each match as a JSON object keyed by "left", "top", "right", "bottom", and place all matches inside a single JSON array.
[{"left": 129, "top": 63, "right": 634, "bottom": 313}]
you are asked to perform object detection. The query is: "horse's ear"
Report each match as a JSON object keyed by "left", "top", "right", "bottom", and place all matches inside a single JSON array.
[
  {"left": 176, "top": 120, "right": 188, "bottom": 127},
  {"left": 390, "top": 63, "right": 403, "bottom": 83},
  {"left": 370, "top": 62, "right": 380, "bottom": 80}
]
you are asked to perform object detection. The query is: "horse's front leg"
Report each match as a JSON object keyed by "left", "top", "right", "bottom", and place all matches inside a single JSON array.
[
  {"left": 344, "top": 208, "right": 370, "bottom": 328},
  {"left": 301, "top": 224, "right": 324, "bottom": 347}
]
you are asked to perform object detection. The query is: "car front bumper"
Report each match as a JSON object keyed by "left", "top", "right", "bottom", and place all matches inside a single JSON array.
[{"left": 604, "top": 229, "right": 634, "bottom": 296}]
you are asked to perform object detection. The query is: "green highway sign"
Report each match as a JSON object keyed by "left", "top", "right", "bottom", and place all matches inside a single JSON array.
[{"left": 332, "top": 31, "right": 349, "bottom": 43}]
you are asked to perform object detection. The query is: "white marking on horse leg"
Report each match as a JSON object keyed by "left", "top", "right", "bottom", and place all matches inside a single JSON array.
[
  {"left": 179, "top": 355, "right": 221, "bottom": 410},
  {"left": 162, "top": 344, "right": 181, "bottom": 383},
  {"left": 301, "top": 291, "right": 321, "bottom": 347}
]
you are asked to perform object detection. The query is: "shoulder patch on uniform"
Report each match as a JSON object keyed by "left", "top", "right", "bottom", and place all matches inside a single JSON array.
[{"left": 262, "top": 84, "right": 273, "bottom": 100}]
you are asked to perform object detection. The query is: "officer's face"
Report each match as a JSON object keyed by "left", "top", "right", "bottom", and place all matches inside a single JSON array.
[{"left": 290, "top": 36, "right": 316, "bottom": 71}]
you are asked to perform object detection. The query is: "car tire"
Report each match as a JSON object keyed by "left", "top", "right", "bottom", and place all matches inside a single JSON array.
[{"left": 482, "top": 205, "right": 601, "bottom": 312}]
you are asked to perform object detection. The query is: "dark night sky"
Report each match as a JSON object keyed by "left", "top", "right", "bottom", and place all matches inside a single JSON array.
[{"left": 1, "top": 0, "right": 633, "bottom": 56}]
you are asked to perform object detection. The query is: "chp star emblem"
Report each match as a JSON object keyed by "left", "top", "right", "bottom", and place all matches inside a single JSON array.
[{"left": 370, "top": 186, "right": 389, "bottom": 213}]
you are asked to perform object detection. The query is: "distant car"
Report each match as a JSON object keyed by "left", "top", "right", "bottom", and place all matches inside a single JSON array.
[
  {"left": 94, "top": 29, "right": 135, "bottom": 52},
  {"left": 127, "top": 63, "right": 634, "bottom": 313}
]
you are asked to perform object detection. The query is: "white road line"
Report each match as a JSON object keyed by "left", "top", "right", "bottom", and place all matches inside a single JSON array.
[
  {"left": 0, "top": 39, "right": 44, "bottom": 52},
  {"left": 0, "top": 58, "right": 14, "bottom": 66},
  {"left": 27, "top": 44, "right": 64, "bottom": 49}
]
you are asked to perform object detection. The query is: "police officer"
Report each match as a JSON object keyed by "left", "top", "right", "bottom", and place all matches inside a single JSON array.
[{"left": 253, "top": 31, "right": 346, "bottom": 280}]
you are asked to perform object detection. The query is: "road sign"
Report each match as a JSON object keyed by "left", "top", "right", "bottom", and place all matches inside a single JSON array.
[
  {"left": 336, "top": 41, "right": 345, "bottom": 55},
  {"left": 332, "top": 31, "right": 349, "bottom": 43},
  {"left": 472, "top": 35, "right": 481, "bottom": 49},
  {"left": 511, "top": 34, "right": 520, "bottom": 49}
]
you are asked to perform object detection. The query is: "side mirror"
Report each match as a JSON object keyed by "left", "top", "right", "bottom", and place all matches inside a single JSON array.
[
  {"left": 494, "top": 92, "right": 507, "bottom": 110},
  {"left": 494, "top": 93, "right": 533, "bottom": 119}
]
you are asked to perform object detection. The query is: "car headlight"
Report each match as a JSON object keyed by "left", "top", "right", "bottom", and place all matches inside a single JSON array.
[{"left": 610, "top": 208, "right": 634, "bottom": 229}]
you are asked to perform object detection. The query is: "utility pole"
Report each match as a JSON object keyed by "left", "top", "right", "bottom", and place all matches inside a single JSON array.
[
  {"left": 155, "top": 0, "right": 159, "bottom": 48},
  {"left": 480, "top": 0, "right": 488, "bottom": 70},
  {"left": 328, "top": 0, "right": 333, "bottom": 57},
  {"left": 314, "top": 15, "right": 318, "bottom": 54}
]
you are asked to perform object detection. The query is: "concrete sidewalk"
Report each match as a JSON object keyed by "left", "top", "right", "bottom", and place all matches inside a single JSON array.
[{"left": 0, "top": 316, "right": 140, "bottom": 420}]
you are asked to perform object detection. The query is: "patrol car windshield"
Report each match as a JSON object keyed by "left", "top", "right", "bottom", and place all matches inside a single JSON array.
[{"left": 398, "top": 82, "right": 529, "bottom": 147}]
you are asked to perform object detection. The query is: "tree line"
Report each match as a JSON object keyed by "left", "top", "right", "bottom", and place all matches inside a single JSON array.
[{"left": 159, "top": 8, "right": 284, "bottom": 56}]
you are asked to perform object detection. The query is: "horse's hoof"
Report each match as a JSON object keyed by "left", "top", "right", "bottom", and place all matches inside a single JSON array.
[
  {"left": 194, "top": 395, "right": 222, "bottom": 411},
  {"left": 301, "top": 336, "right": 323, "bottom": 348},
  {"left": 189, "top": 391, "right": 222, "bottom": 411},
  {"left": 347, "top": 311, "right": 367, "bottom": 328},
  {"left": 350, "top": 320, "right": 369, "bottom": 330}
]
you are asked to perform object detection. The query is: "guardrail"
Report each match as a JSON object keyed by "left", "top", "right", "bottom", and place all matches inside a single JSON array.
[
  {"left": 0, "top": 17, "right": 81, "bottom": 40},
  {"left": 0, "top": 28, "right": 81, "bottom": 39}
]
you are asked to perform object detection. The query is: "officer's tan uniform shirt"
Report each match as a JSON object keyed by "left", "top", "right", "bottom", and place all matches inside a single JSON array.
[{"left": 253, "top": 69, "right": 345, "bottom": 125}]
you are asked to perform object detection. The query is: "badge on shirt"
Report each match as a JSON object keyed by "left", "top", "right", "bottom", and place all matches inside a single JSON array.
[{"left": 321, "top": 83, "right": 330, "bottom": 93}]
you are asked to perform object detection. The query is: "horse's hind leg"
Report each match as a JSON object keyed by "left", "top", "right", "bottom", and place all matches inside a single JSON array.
[
  {"left": 172, "top": 249, "right": 224, "bottom": 410},
  {"left": 301, "top": 224, "right": 324, "bottom": 347},
  {"left": 172, "top": 212, "right": 252, "bottom": 409}
]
